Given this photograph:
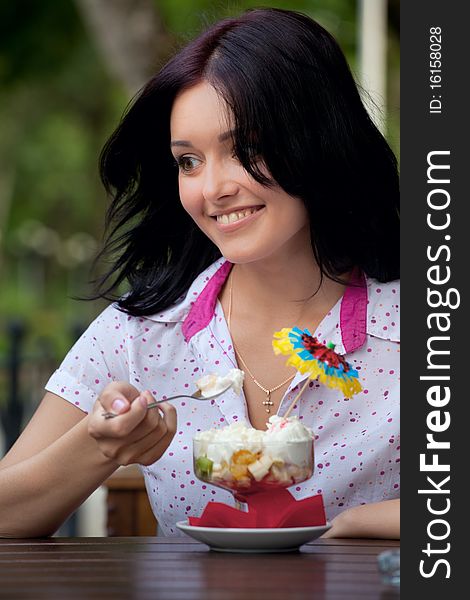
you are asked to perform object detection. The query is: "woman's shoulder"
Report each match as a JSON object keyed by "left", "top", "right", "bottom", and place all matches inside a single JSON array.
[
  {"left": 78, "top": 303, "right": 171, "bottom": 349},
  {"left": 365, "top": 276, "right": 400, "bottom": 343},
  {"left": 142, "top": 257, "right": 228, "bottom": 326},
  {"left": 365, "top": 276, "right": 400, "bottom": 304},
  {"left": 95, "top": 257, "right": 228, "bottom": 332}
]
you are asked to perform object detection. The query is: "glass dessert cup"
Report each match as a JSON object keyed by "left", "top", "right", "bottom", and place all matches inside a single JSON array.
[{"left": 193, "top": 438, "right": 314, "bottom": 503}]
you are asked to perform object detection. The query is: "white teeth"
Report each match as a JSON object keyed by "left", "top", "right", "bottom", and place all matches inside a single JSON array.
[{"left": 216, "top": 207, "right": 259, "bottom": 224}]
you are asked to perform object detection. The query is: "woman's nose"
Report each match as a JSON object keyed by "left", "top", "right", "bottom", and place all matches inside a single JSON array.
[{"left": 202, "top": 160, "right": 239, "bottom": 202}]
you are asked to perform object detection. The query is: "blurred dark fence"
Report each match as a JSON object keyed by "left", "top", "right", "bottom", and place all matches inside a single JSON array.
[
  {"left": 0, "top": 320, "right": 85, "bottom": 536},
  {"left": 0, "top": 320, "right": 85, "bottom": 454}
]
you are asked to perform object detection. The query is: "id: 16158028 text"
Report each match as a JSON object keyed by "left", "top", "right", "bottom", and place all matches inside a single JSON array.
[{"left": 429, "top": 26, "right": 442, "bottom": 114}]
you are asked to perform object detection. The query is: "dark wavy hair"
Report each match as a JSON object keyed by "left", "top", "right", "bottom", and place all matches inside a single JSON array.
[{"left": 95, "top": 7, "right": 399, "bottom": 316}]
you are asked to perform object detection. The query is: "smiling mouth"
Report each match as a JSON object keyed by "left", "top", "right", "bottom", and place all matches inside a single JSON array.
[{"left": 213, "top": 206, "right": 263, "bottom": 225}]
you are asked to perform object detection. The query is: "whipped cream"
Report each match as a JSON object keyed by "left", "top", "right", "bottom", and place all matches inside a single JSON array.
[
  {"left": 265, "top": 415, "right": 313, "bottom": 442},
  {"left": 195, "top": 368, "right": 244, "bottom": 397},
  {"left": 194, "top": 422, "right": 264, "bottom": 465},
  {"left": 193, "top": 416, "right": 313, "bottom": 467}
]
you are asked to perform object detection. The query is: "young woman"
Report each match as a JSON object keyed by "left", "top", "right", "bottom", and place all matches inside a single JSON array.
[{"left": 0, "top": 8, "right": 399, "bottom": 538}]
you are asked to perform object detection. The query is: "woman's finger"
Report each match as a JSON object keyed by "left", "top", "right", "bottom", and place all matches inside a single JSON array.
[
  {"left": 99, "top": 381, "right": 141, "bottom": 415},
  {"left": 134, "top": 437, "right": 173, "bottom": 467},
  {"left": 156, "top": 401, "right": 177, "bottom": 436},
  {"left": 89, "top": 393, "right": 148, "bottom": 440},
  {"left": 115, "top": 428, "right": 166, "bottom": 466},
  {"left": 143, "top": 401, "right": 178, "bottom": 457},
  {"left": 112, "top": 401, "right": 177, "bottom": 466}
]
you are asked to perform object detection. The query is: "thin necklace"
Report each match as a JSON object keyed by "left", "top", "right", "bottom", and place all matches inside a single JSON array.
[{"left": 227, "top": 271, "right": 295, "bottom": 413}]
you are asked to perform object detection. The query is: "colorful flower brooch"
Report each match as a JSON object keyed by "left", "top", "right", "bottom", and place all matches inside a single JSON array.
[{"left": 272, "top": 327, "right": 362, "bottom": 398}]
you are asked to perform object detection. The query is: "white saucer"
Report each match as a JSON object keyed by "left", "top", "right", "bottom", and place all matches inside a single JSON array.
[{"left": 176, "top": 521, "right": 331, "bottom": 553}]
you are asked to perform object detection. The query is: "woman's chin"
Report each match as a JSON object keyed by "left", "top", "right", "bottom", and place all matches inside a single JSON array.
[{"left": 219, "top": 248, "right": 268, "bottom": 265}]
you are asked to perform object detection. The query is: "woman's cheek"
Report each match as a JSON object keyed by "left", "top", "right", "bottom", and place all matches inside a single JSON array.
[{"left": 178, "top": 182, "right": 200, "bottom": 219}]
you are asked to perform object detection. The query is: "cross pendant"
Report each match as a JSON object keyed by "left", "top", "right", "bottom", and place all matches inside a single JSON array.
[{"left": 262, "top": 391, "right": 274, "bottom": 413}]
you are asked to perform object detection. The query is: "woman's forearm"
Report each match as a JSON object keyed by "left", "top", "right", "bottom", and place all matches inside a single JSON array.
[
  {"left": 0, "top": 417, "right": 118, "bottom": 538},
  {"left": 323, "top": 499, "right": 400, "bottom": 539}
]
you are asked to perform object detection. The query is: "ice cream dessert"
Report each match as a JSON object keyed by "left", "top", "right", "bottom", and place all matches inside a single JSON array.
[
  {"left": 193, "top": 416, "right": 314, "bottom": 493},
  {"left": 195, "top": 368, "right": 244, "bottom": 397}
]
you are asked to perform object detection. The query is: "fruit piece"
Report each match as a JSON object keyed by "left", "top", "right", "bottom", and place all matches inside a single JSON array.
[
  {"left": 232, "top": 449, "right": 259, "bottom": 465},
  {"left": 230, "top": 463, "right": 249, "bottom": 480},
  {"left": 195, "top": 456, "right": 213, "bottom": 478},
  {"left": 212, "top": 464, "right": 233, "bottom": 482},
  {"left": 287, "top": 464, "right": 305, "bottom": 482},
  {"left": 268, "top": 464, "right": 291, "bottom": 485},
  {"left": 247, "top": 455, "right": 273, "bottom": 481},
  {"left": 235, "top": 476, "right": 251, "bottom": 488}
]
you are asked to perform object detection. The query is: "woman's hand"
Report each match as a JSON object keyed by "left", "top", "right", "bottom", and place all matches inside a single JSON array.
[
  {"left": 88, "top": 381, "right": 177, "bottom": 467},
  {"left": 321, "top": 499, "right": 400, "bottom": 539}
]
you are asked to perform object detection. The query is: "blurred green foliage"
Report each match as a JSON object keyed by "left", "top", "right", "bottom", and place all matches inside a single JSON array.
[
  {"left": 0, "top": 0, "right": 399, "bottom": 364},
  {"left": 159, "top": 0, "right": 357, "bottom": 50}
]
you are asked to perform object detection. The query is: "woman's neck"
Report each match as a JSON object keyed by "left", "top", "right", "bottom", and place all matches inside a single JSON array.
[{"left": 224, "top": 253, "right": 349, "bottom": 332}]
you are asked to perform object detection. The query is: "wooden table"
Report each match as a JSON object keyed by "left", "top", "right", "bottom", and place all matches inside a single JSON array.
[{"left": 0, "top": 537, "right": 399, "bottom": 600}]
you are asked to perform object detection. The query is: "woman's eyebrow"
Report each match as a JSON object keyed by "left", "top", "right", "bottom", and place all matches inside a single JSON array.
[
  {"left": 218, "top": 129, "right": 234, "bottom": 142},
  {"left": 170, "top": 140, "right": 193, "bottom": 148},
  {"left": 171, "top": 130, "right": 234, "bottom": 148}
]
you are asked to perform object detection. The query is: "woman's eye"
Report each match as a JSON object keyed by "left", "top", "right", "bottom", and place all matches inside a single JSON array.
[{"left": 175, "top": 156, "right": 200, "bottom": 173}]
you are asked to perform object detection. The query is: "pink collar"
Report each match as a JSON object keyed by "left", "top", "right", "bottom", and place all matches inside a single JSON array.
[
  {"left": 182, "top": 261, "right": 233, "bottom": 343},
  {"left": 182, "top": 261, "right": 367, "bottom": 353},
  {"left": 339, "top": 268, "right": 367, "bottom": 352}
]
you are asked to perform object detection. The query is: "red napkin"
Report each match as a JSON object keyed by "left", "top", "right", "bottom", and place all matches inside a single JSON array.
[{"left": 188, "top": 489, "right": 326, "bottom": 528}]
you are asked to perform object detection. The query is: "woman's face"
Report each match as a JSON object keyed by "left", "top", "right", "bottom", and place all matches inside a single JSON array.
[{"left": 170, "top": 81, "right": 310, "bottom": 264}]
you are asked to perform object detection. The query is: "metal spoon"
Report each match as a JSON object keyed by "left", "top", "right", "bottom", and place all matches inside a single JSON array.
[{"left": 101, "top": 385, "right": 233, "bottom": 419}]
